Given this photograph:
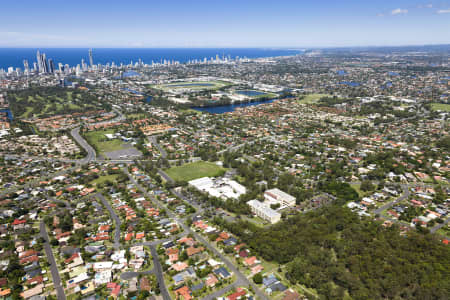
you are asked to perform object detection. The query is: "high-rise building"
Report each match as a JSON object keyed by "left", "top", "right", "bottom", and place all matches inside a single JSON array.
[
  {"left": 48, "top": 59, "right": 55, "bottom": 74},
  {"left": 42, "top": 53, "right": 49, "bottom": 73},
  {"left": 36, "top": 50, "right": 43, "bottom": 73},
  {"left": 89, "top": 48, "right": 94, "bottom": 67},
  {"left": 23, "top": 60, "right": 29, "bottom": 73}
]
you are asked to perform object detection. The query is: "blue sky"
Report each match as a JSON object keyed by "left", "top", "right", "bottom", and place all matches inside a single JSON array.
[{"left": 0, "top": 0, "right": 449, "bottom": 47}]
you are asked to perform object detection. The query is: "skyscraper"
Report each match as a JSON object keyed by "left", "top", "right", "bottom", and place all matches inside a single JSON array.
[
  {"left": 23, "top": 60, "right": 29, "bottom": 73},
  {"left": 42, "top": 53, "right": 49, "bottom": 73},
  {"left": 89, "top": 48, "right": 94, "bottom": 67},
  {"left": 48, "top": 59, "right": 55, "bottom": 74},
  {"left": 36, "top": 50, "right": 43, "bottom": 73}
]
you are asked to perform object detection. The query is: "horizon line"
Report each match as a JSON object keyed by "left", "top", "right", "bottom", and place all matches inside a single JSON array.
[{"left": 0, "top": 43, "right": 449, "bottom": 50}]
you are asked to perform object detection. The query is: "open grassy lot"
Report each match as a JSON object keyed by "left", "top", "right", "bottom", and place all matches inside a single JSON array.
[
  {"left": 91, "top": 174, "right": 120, "bottom": 185},
  {"left": 430, "top": 103, "right": 450, "bottom": 112},
  {"left": 298, "top": 93, "right": 331, "bottom": 104},
  {"left": 165, "top": 161, "right": 225, "bottom": 182},
  {"left": 350, "top": 183, "right": 366, "bottom": 198},
  {"left": 84, "top": 129, "right": 125, "bottom": 154}
]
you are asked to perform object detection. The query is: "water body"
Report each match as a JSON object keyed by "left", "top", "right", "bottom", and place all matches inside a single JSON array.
[
  {"left": 339, "top": 81, "right": 360, "bottom": 87},
  {"left": 122, "top": 88, "right": 144, "bottom": 95},
  {"left": 0, "top": 48, "right": 303, "bottom": 69},
  {"left": 0, "top": 108, "right": 13, "bottom": 121},
  {"left": 122, "top": 71, "right": 142, "bottom": 77},
  {"left": 236, "top": 90, "right": 267, "bottom": 97},
  {"left": 193, "top": 98, "right": 277, "bottom": 114}
]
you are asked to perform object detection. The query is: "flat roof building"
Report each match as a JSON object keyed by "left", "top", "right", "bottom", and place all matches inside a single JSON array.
[
  {"left": 247, "top": 200, "right": 281, "bottom": 224},
  {"left": 264, "top": 188, "right": 296, "bottom": 208}
]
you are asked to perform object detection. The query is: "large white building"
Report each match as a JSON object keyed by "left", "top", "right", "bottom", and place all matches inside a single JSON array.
[
  {"left": 247, "top": 200, "right": 281, "bottom": 224},
  {"left": 188, "top": 177, "right": 247, "bottom": 200},
  {"left": 264, "top": 188, "right": 296, "bottom": 208}
]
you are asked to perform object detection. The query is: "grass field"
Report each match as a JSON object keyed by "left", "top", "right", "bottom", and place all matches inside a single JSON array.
[
  {"left": 165, "top": 161, "right": 225, "bottom": 182},
  {"left": 350, "top": 183, "right": 366, "bottom": 198},
  {"left": 298, "top": 93, "right": 331, "bottom": 104},
  {"left": 84, "top": 129, "right": 125, "bottom": 154},
  {"left": 126, "top": 113, "right": 148, "bottom": 119},
  {"left": 153, "top": 80, "right": 230, "bottom": 92},
  {"left": 91, "top": 174, "right": 119, "bottom": 185},
  {"left": 430, "top": 103, "right": 450, "bottom": 112},
  {"left": 12, "top": 90, "right": 97, "bottom": 119}
]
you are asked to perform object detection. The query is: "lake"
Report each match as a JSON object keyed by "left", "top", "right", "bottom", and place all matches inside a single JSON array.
[
  {"left": 122, "top": 71, "right": 142, "bottom": 77},
  {"left": 236, "top": 90, "right": 267, "bottom": 97},
  {"left": 339, "top": 81, "right": 360, "bottom": 87},
  {"left": 193, "top": 98, "right": 276, "bottom": 114},
  {"left": 0, "top": 108, "right": 13, "bottom": 121}
]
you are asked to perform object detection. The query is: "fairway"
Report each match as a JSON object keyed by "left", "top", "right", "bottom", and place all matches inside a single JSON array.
[
  {"left": 84, "top": 129, "right": 125, "bottom": 154},
  {"left": 430, "top": 103, "right": 450, "bottom": 112},
  {"left": 298, "top": 93, "right": 331, "bottom": 104},
  {"left": 165, "top": 161, "right": 225, "bottom": 182},
  {"left": 10, "top": 89, "right": 99, "bottom": 119}
]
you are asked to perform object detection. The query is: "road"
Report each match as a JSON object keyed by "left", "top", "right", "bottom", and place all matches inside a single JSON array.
[
  {"left": 96, "top": 193, "right": 122, "bottom": 250},
  {"left": 40, "top": 221, "right": 66, "bottom": 300},
  {"left": 149, "top": 135, "right": 168, "bottom": 158},
  {"left": 202, "top": 282, "right": 238, "bottom": 300},
  {"left": 125, "top": 168, "right": 270, "bottom": 300},
  {"left": 150, "top": 245, "right": 171, "bottom": 300},
  {"left": 120, "top": 269, "right": 154, "bottom": 280},
  {"left": 158, "top": 170, "right": 174, "bottom": 183},
  {"left": 430, "top": 217, "right": 450, "bottom": 234},
  {"left": 374, "top": 184, "right": 410, "bottom": 215},
  {"left": 70, "top": 127, "right": 96, "bottom": 164}
]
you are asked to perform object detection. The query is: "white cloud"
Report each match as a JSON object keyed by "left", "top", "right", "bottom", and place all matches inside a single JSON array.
[
  {"left": 437, "top": 9, "right": 450, "bottom": 14},
  {"left": 391, "top": 8, "right": 408, "bottom": 15},
  {"left": 377, "top": 13, "right": 385, "bottom": 17}
]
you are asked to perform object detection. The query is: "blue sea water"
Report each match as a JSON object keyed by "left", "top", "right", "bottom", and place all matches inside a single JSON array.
[{"left": 0, "top": 48, "right": 302, "bottom": 69}]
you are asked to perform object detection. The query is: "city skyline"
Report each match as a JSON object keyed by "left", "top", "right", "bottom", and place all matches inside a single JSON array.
[{"left": 0, "top": 0, "right": 449, "bottom": 48}]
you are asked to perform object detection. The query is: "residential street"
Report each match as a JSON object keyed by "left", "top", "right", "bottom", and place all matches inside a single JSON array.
[
  {"left": 40, "top": 221, "right": 67, "bottom": 300},
  {"left": 96, "top": 193, "right": 122, "bottom": 250}
]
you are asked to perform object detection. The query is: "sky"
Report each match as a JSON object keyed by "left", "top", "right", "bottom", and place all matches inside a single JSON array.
[{"left": 0, "top": 0, "right": 449, "bottom": 48}]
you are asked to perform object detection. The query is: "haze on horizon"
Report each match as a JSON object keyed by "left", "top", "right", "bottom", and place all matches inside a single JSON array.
[{"left": 1, "top": 0, "right": 449, "bottom": 48}]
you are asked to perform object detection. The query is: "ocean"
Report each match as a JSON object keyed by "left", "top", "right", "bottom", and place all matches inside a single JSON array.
[{"left": 0, "top": 48, "right": 302, "bottom": 70}]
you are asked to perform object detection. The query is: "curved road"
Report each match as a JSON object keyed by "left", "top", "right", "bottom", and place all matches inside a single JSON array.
[
  {"left": 96, "top": 193, "right": 122, "bottom": 250},
  {"left": 70, "top": 127, "right": 96, "bottom": 164}
]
